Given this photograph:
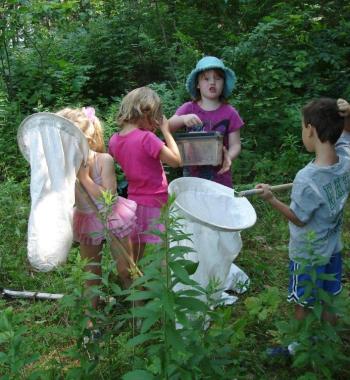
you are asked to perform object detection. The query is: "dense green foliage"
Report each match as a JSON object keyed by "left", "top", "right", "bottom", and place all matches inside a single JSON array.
[
  {"left": 1, "top": 0, "right": 350, "bottom": 378},
  {"left": 1, "top": 0, "right": 349, "bottom": 182}
]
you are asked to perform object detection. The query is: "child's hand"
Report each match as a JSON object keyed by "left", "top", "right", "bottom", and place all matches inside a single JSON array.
[
  {"left": 182, "top": 114, "right": 202, "bottom": 128},
  {"left": 158, "top": 115, "right": 170, "bottom": 133},
  {"left": 337, "top": 98, "right": 350, "bottom": 117},
  {"left": 255, "top": 184, "right": 275, "bottom": 201},
  {"left": 77, "top": 163, "right": 90, "bottom": 183},
  {"left": 217, "top": 146, "right": 232, "bottom": 174}
]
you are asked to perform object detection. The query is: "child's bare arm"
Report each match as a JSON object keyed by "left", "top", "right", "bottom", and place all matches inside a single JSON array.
[
  {"left": 255, "top": 184, "right": 305, "bottom": 227},
  {"left": 168, "top": 114, "right": 202, "bottom": 132},
  {"left": 337, "top": 98, "right": 350, "bottom": 132},
  {"left": 159, "top": 116, "right": 182, "bottom": 167},
  {"left": 78, "top": 154, "right": 117, "bottom": 198},
  {"left": 218, "top": 130, "right": 241, "bottom": 174},
  {"left": 100, "top": 154, "right": 117, "bottom": 194}
]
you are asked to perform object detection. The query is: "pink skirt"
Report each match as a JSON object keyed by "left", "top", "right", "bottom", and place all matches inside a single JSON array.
[
  {"left": 73, "top": 196, "right": 137, "bottom": 245},
  {"left": 130, "top": 204, "right": 164, "bottom": 244}
]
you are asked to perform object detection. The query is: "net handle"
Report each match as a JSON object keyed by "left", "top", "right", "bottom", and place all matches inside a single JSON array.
[{"left": 238, "top": 183, "right": 293, "bottom": 197}]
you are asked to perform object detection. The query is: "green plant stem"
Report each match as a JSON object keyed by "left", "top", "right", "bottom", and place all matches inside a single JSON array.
[{"left": 163, "top": 208, "right": 170, "bottom": 380}]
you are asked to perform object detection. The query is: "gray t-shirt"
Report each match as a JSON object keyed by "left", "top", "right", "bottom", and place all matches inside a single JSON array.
[
  {"left": 336, "top": 131, "right": 350, "bottom": 156},
  {"left": 289, "top": 154, "right": 350, "bottom": 262}
]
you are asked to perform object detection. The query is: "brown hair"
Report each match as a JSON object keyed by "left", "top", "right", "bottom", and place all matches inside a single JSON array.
[
  {"left": 302, "top": 98, "right": 344, "bottom": 144},
  {"left": 117, "top": 87, "right": 163, "bottom": 127},
  {"left": 56, "top": 107, "right": 105, "bottom": 152}
]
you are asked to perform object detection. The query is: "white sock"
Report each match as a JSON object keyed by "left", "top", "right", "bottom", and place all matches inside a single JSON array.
[{"left": 287, "top": 341, "right": 299, "bottom": 355}]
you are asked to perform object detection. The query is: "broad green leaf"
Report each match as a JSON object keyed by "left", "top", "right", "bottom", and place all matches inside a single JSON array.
[
  {"left": 141, "top": 314, "right": 160, "bottom": 333},
  {"left": 165, "top": 325, "right": 184, "bottom": 352},
  {"left": 312, "top": 303, "right": 323, "bottom": 320},
  {"left": 126, "top": 332, "right": 157, "bottom": 347},
  {"left": 161, "top": 291, "right": 175, "bottom": 319},
  {"left": 123, "top": 369, "right": 155, "bottom": 380},
  {"left": 169, "top": 261, "right": 195, "bottom": 285},
  {"left": 184, "top": 261, "right": 199, "bottom": 275},
  {"left": 292, "top": 352, "right": 310, "bottom": 368},
  {"left": 177, "top": 289, "right": 202, "bottom": 297},
  {"left": 110, "top": 283, "right": 123, "bottom": 295},
  {"left": 0, "top": 351, "right": 7, "bottom": 362},
  {"left": 126, "top": 291, "right": 155, "bottom": 301},
  {"left": 176, "top": 296, "right": 207, "bottom": 312},
  {"left": 316, "top": 273, "right": 336, "bottom": 281}
]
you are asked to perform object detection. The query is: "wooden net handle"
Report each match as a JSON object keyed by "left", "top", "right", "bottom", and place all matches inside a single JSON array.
[{"left": 238, "top": 183, "right": 293, "bottom": 197}]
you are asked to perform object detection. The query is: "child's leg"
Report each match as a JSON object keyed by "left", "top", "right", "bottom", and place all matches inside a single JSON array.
[
  {"left": 289, "top": 252, "right": 342, "bottom": 324},
  {"left": 132, "top": 242, "right": 146, "bottom": 263},
  {"left": 110, "top": 236, "right": 134, "bottom": 289},
  {"left": 80, "top": 243, "right": 103, "bottom": 310},
  {"left": 288, "top": 259, "right": 315, "bottom": 321},
  {"left": 322, "top": 309, "right": 337, "bottom": 325},
  {"left": 321, "top": 251, "right": 342, "bottom": 325},
  {"left": 294, "top": 304, "right": 309, "bottom": 321},
  {"left": 130, "top": 204, "right": 163, "bottom": 262},
  {"left": 295, "top": 303, "right": 337, "bottom": 324}
]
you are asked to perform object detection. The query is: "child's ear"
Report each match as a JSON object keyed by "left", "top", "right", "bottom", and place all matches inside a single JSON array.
[
  {"left": 139, "top": 116, "right": 155, "bottom": 132},
  {"left": 308, "top": 124, "right": 316, "bottom": 136}
]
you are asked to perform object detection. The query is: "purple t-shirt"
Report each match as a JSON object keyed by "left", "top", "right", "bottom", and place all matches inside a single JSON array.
[
  {"left": 108, "top": 128, "right": 168, "bottom": 207},
  {"left": 175, "top": 101, "right": 244, "bottom": 188}
]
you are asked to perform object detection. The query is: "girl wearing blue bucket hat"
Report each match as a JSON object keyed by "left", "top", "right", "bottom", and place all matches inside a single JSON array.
[{"left": 169, "top": 56, "right": 244, "bottom": 188}]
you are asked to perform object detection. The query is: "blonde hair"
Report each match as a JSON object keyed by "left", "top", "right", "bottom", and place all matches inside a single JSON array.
[
  {"left": 56, "top": 107, "right": 105, "bottom": 152},
  {"left": 117, "top": 87, "right": 163, "bottom": 127}
]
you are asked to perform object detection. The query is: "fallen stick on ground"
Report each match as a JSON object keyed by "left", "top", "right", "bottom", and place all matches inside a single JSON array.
[{"left": 1, "top": 288, "right": 63, "bottom": 300}]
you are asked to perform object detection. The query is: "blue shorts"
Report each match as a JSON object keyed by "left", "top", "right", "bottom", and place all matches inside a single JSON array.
[{"left": 287, "top": 252, "right": 342, "bottom": 306}]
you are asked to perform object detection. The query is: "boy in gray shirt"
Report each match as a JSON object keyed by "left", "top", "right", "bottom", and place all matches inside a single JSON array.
[{"left": 256, "top": 98, "right": 350, "bottom": 325}]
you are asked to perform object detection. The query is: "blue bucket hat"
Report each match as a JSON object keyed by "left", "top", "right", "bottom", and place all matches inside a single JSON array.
[{"left": 186, "top": 56, "right": 236, "bottom": 99}]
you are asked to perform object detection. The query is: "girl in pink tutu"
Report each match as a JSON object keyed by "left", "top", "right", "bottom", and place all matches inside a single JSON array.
[
  {"left": 108, "top": 87, "right": 182, "bottom": 261},
  {"left": 57, "top": 107, "right": 137, "bottom": 309}
]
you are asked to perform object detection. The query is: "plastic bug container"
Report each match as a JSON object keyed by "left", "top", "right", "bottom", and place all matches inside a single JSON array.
[{"left": 174, "top": 132, "right": 223, "bottom": 166}]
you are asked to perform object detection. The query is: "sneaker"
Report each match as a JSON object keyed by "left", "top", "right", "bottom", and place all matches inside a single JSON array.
[
  {"left": 83, "top": 329, "right": 102, "bottom": 347},
  {"left": 287, "top": 341, "right": 299, "bottom": 355},
  {"left": 266, "top": 341, "right": 299, "bottom": 357},
  {"left": 266, "top": 346, "right": 290, "bottom": 357}
]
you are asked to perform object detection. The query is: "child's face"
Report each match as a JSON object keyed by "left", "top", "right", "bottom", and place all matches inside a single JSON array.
[{"left": 197, "top": 69, "right": 224, "bottom": 100}]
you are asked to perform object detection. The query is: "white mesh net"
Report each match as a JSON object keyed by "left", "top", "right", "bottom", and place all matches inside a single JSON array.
[
  {"left": 169, "top": 177, "right": 256, "bottom": 300},
  {"left": 18, "top": 113, "right": 89, "bottom": 271}
]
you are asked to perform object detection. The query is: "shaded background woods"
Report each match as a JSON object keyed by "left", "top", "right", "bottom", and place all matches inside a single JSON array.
[{"left": 1, "top": 0, "right": 349, "bottom": 185}]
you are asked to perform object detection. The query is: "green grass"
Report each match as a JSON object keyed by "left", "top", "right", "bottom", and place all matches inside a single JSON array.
[{"left": 1, "top": 180, "right": 350, "bottom": 379}]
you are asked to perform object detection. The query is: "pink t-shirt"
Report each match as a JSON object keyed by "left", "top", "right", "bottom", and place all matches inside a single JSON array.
[
  {"left": 109, "top": 128, "right": 168, "bottom": 207},
  {"left": 175, "top": 101, "right": 244, "bottom": 188}
]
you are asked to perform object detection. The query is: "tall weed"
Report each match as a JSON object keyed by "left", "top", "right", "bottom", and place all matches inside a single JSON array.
[{"left": 122, "top": 196, "right": 237, "bottom": 379}]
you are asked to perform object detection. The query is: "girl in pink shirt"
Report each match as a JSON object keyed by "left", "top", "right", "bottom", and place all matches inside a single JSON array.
[{"left": 109, "top": 87, "right": 182, "bottom": 260}]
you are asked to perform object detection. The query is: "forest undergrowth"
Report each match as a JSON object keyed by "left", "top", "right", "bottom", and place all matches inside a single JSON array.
[{"left": 1, "top": 176, "right": 350, "bottom": 379}]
